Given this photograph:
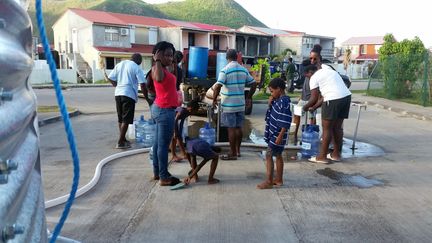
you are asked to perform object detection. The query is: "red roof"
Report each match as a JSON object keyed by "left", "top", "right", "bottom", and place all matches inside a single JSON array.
[
  {"left": 95, "top": 44, "right": 154, "bottom": 54},
  {"left": 355, "top": 54, "right": 379, "bottom": 60},
  {"left": 70, "top": 8, "right": 231, "bottom": 31}
]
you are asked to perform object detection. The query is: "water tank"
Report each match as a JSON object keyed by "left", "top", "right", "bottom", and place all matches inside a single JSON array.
[
  {"left": 135, "top": 115, "right": 146, "bottom": 146},
  {"left": 199, "top": 122, "right": 216, "bottom": 146},
  {"left": 300, "top": 125, "right": 320, "bottom": 159},
  {"left": 216, "top": 52, "right": 228, "bottom": 79},
  {"left": 0, "top": 1, "right": 48, "bottom": 241},
  {"left": 188, "top": 46, "right": 208, "bottom": 79}
]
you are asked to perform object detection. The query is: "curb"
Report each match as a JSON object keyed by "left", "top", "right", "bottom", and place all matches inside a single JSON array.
[
  {"left": 32, "top": 84, "right": 111, "bottom": 89},
  {"left": 363, "top": 101, "right": 432, "bottom": 121},
  {"left": 38, "top": 109, "right": 81, "bottom": 127}
]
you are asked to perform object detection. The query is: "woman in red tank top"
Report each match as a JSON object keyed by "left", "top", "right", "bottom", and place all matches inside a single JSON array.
[{"left": 150, "top": 41, "right": 181, "bottom": 186}]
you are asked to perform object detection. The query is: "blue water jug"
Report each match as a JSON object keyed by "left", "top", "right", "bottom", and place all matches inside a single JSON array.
[
  {"left": 301, "top": 125, "right": 320, "bottom": 159},
  {"left": 135, "top": 115, "right": 146, "bottom": 146},
  {"left": 199, "top": 122, "right": 216, "bottom": 146},
  {"left": 143, "top": 119, "right": 156, "bottom": 148}
]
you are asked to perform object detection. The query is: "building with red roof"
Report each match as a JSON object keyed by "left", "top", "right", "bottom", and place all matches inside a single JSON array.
[
  {"left": 52, "top": 8, "right": 236, "bottom": 82},
  {"left": 339, "top": 36, "right": 385, "bottom": 63}
]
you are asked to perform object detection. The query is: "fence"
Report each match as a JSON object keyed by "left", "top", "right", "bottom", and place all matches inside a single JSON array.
[
  {"left": 30, "top": 60, "right": 77, "bottom": 84},
  {"left": 367, "top": 53, "right": 431, "bottom": 106}
]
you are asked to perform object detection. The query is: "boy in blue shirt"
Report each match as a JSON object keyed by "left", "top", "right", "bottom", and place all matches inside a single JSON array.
[{"left": 257, "top": 78, "right": 292, "bottom": 189}]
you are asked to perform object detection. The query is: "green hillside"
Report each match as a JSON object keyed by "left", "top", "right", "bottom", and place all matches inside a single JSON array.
[
  {"left": 28, "top": 0, "right": 266, "bottom": 42},
  {"left": 154, "top": 0, "right": 266, "bottom": 28}
]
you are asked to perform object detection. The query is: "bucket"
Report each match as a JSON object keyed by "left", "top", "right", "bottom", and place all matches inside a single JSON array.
[
  {"left": 216, "top": 52, "right": 227, "bottom": 79},
  {"left": 188, "top": 46, "right": 208, "bottom": 79}
]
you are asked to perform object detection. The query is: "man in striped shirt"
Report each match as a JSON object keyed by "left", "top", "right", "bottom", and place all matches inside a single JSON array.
[{"left": 213, "top": 49, "right": 256, "bottom": 160}]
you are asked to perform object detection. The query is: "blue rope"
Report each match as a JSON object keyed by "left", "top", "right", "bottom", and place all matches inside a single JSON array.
[{"left": 35, "top": 1, "right": 80, "bottom": 242}]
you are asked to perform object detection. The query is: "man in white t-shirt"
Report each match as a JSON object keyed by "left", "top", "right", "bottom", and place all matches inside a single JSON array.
[
  {"left": 302, "top": 64, "right": 351, "bottom": 164},
  {"left": 104, "top": 53, "right": 146, "bottom": 149}
]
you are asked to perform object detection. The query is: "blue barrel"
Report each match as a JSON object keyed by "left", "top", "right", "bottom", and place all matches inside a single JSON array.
[
  {"left": 301, "top": 125, "right": 320, "bottom": 158},
  {"left": 188, "top": 46, "right": 209, "bottom": 79},
  {"left": 216, "top": 52, "right": 228, "bottom": 79}
]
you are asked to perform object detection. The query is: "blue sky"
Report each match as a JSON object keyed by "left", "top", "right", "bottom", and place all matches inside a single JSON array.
[{"left": 144, "top": 0, "right": 431, "bottom": 48}]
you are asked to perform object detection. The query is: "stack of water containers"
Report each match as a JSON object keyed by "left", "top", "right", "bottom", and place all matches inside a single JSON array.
[
  {"left": 300, "top": 124, "right": 320, "bottom": 158},
  {"left": 135, "top": 115, "right": 156, "bottom": 148},
  {"left": 199, "top": 122, "right": 216, "bottom": 145}
]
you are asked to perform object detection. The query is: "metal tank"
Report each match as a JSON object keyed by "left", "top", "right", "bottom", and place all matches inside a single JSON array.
[{"left": 0, "top": 0, "right": 48, "bottom": 242}]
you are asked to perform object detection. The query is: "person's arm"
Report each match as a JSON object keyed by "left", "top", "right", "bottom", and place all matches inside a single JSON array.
[
  {"left": 275, "top": 127, "right": 287, "bottom": 145},
  {"left": 152, "top": 50, "right": 165, "bottom": 82},
  {"left": 311, "top": 94, "right": 323, "bottom": 110},
  {"left": 212, "top": 83, "right": 222, "bottom": 107},
  {"left": 103, "top": 69, "right": 117, "bottom": 87},
  {"left": 140, "top": 83, "right": 153, "bottom": 106},
  {"left": 303, "top": 88, "right": 319, "bottom": 111}
]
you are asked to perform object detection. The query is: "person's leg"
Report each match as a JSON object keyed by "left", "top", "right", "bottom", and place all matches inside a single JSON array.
[
  {"left": 177, "top": 137, "right": 187, "bottom": 158},
  {"left": 274, "top": 153, "right": 284, "bottom": 186},
  {"left": 317, "top": 119, "right": 334, "bottom": 161},
  {"left": 156, "top": 108, "right": 176, "bottom": 181},
  {"left": 235, "top": 127, "right": 242, "bottom": 157},
  {"left": 331, "top": 119, "right": 344, "bottom": 160},
  {"left": 170, "top": 136, "right": 181, "bottom": 162},
  {"left": 118, "top": 96, "right": 134, "bottom": 147},
  {"left": 221, "top": 112, "right": 237, "bottom": 159},
  {"left": 257, "top": 148, "right": 274, "bottom": 189},
  {"left": 292, "top": 115, "right": 301, "bottom": 145},
  {"left": 235, "top": 111, "right": 245, "bottom": 157},
  {"left": 151, "top": 105, "right": 160, "bottom": 179},
  {"left": 227, "top": 127, "right": 237, "bottom": 157},
  {"left": 208, "top": 157, "right": 219, "bottom": 184}
]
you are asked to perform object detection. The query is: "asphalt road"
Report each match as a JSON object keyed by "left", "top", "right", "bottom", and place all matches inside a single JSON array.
[{"left": 37, "top": 87, "right": 432, "bottom": 242}]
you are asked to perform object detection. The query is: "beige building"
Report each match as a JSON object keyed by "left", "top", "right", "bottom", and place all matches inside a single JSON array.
[
  {"left": 52, "top": 8, "right": 236, "bottom": 82},
  {"left": 237, "top": 26, "right": 335, "bottom": 62}
]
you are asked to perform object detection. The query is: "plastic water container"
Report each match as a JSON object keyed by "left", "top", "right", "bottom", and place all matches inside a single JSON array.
[
  {"left": 135, "top": 115, "right": 146, "bottom": 146},
  {"left": 188, "top": 46, "right": 209, "bottom": 79},
  {"left": 199, "top": 122, "right": 216, "bottom": 146},
  {"left": 149, "top": 146, "right": 154, "bottom": 166},
  {"left": 142, "top": 119, "right": 156, "bottom": 148},
  {"left": 300, "top": 125, "right": 320, "bottom": 159},
  {"left": 216, "top": 52, "right": 228, "bottom": 79}
]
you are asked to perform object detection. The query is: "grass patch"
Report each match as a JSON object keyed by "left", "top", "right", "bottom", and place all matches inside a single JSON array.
[
  {"left": 37, "top": 106, "right": 75, "bottom": 113},
  {"left": 94, "top": 79, "right": 110, "bottom": 84},
  {"left": 367, "top": 89, "right": 431, "bottom": 106}
]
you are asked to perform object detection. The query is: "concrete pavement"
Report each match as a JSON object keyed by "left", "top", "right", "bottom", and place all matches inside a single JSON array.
[{"left": 37, "top": 87, "right": 432, "bottom": 242}]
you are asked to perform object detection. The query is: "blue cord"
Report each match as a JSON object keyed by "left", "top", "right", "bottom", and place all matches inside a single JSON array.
[{"left": 35, "top": 1, "right": 80, "bottom": 242}]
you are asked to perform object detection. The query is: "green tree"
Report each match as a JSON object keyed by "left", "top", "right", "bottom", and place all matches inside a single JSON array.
[
  {"left": 378, "top": 34, "right": 427, "bottom": 98},
  {"left": 251, "top": 58, "right": 271, "bottom": 94}
]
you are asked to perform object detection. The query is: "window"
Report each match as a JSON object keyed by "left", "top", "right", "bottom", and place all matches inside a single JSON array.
[
  {"left": 105, "top": 57, "right": 122, "bottom": 69},
  {"left": 105, "top": 27, "right": 119, "bottom": 42},
  {"left": 360, "top": 45, "right": 367, "bottom": 54},
  {"left": 188, "top": 33, "right": 195, "bottom": 47}
]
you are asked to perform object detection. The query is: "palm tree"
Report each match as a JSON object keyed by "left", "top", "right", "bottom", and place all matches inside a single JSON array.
[{"left": 343, "top": 48, "right": 352, "bottom": 75}]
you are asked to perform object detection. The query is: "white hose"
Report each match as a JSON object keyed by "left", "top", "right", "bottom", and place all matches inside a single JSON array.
[{"left": 45, "top": 143, "right": 300, "bottom": 209}]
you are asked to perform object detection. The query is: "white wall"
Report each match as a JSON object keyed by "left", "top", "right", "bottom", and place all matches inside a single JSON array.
[{"left": 30, "top": 61, "right": 77, "bottom": 84}]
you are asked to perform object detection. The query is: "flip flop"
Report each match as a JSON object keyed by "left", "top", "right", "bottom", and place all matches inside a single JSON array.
[
  {"left": 326, "top": 153, "right": 341, "bottom": 162},
  {"left": 308, "top": 156, "right": 329, "bottom": 164},
  {"left": 170, "top": 182, "right": 186, "bottom": 190},
  {"left": 221, "top": 154, "right": 237, "bottom": 160}
]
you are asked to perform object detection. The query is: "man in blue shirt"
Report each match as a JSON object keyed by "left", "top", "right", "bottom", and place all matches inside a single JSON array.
[{"left": 104, "top": 53, "right": 146, "bottom": 149}]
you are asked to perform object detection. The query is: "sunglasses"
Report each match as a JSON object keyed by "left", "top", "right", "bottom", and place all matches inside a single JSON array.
[{"left": 310, "top": 57, "right": 317, "bottom": 61}]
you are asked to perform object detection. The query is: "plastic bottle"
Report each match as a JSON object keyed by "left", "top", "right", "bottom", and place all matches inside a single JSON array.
[
  {"left": 300, "top": 124, "right": 320, "bottom": 159},
  {"left": 143, "top": 119, "right": 156, "bottom": 148},
  {"left": 135, "top": 115, "right": 146, "bottom": 147},
  {"left": 199, "top": 122, "right": 216, "bottom": 145},
  {"left": 149, "top": 146, "right": 154, "bottom": 166}
]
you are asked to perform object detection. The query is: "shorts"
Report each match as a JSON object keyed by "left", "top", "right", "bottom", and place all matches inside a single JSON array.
[
  {"left": 321, "top": 95, "right": 351, "bottom": 120},
  {"left": 296, "top": 100, "right": 317, "bottom": 118},
  {"left": 190, "top": 140, "right": 219, "bottom": 160},
  {"left": 115, "top": 95, "right": 135, "bottom": 124},
  {"left": 221, "top": 111, "right": 245, "bottom": 128},
  {"left": 266, "top": 146, "right": 283, "bottom": 157}
]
